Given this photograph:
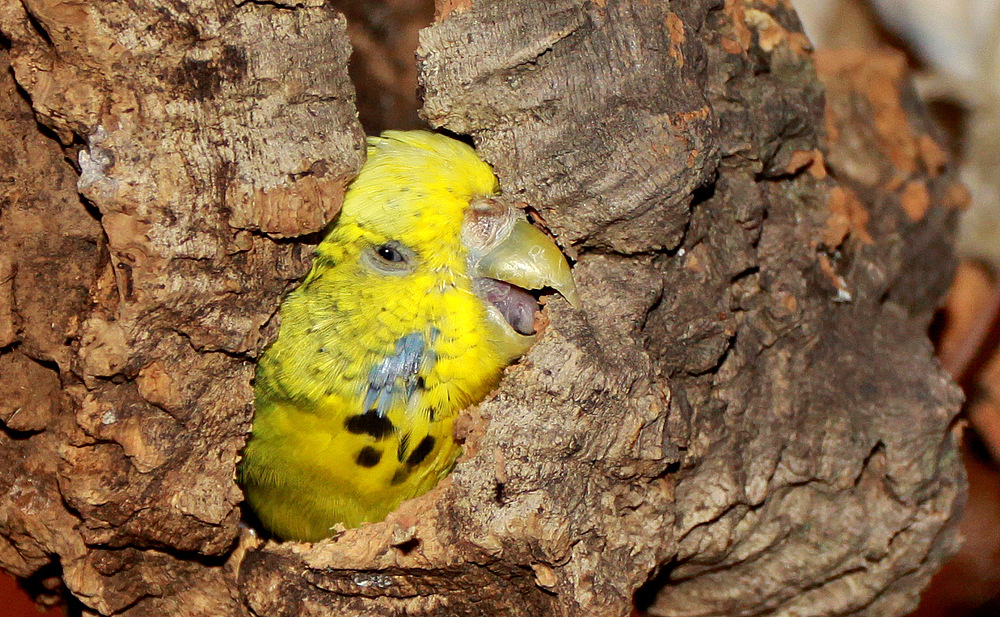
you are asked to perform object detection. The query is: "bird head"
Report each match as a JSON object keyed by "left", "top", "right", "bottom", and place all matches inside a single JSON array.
[{"left": 310, "top": 130, "right": 577, "bottom": 363}]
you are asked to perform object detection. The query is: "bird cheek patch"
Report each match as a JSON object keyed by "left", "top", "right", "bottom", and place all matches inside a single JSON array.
[{"left": 362, "top": 332, "right": 432, "bottom": 416}]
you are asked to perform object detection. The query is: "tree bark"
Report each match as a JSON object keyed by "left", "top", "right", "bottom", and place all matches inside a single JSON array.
[{"left": 0, "top": 1, "right": 965, "bottom": 617}]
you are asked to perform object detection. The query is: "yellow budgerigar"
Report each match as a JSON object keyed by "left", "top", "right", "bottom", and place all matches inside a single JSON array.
[{"left": 239, "top": 131, "right": 577, "bottom": 541}]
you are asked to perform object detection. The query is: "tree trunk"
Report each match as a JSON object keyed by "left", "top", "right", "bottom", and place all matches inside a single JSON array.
[{"left": 0, "top": 1, "right": 965, "bottom": 616}]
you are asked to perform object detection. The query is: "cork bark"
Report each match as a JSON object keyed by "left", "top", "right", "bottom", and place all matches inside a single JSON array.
[{"left": 0, "top": 1, "right": 965, "bottom": 617}]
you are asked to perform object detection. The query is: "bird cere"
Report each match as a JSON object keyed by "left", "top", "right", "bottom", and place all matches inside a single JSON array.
[{"left": 239, "top": 131, "right": 578, "bottom": 541}]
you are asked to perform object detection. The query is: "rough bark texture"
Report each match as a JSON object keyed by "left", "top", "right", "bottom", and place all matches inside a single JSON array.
[
  {"left": 0, "top": 0, "right": 364, "bottom": 614},
  {"left": 0, "top": 1, "right": 965, "bottom": 617}
]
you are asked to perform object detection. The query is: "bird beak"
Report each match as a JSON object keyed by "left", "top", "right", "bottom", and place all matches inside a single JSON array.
[
  {"left": 475, "top": 218, "right": 580, "bottom": 308},
  {"left": 465, "top": 200, "right": 577, "bottom": 361}
]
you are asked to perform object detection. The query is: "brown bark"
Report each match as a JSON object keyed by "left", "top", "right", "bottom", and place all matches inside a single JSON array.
[{"left": 0, "top": 1, "right": 964, "bottom": 617}]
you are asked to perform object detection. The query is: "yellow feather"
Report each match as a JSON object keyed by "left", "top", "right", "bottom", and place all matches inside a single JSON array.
[{"left": 239, "top": 131, "right": 509, "bottom": 541}]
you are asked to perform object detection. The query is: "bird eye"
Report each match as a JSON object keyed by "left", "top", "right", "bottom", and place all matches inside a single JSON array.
[
  {"left": 375, "top": 244, "right": 405, "bottom": 263},
  {"left": 365, "top": 241, "right": 415, "bottom": 274}
]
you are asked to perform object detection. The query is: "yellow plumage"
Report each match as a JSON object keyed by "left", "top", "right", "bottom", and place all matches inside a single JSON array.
[{"left": 239, "top": 131, "right": 575, "bottom": 541}]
